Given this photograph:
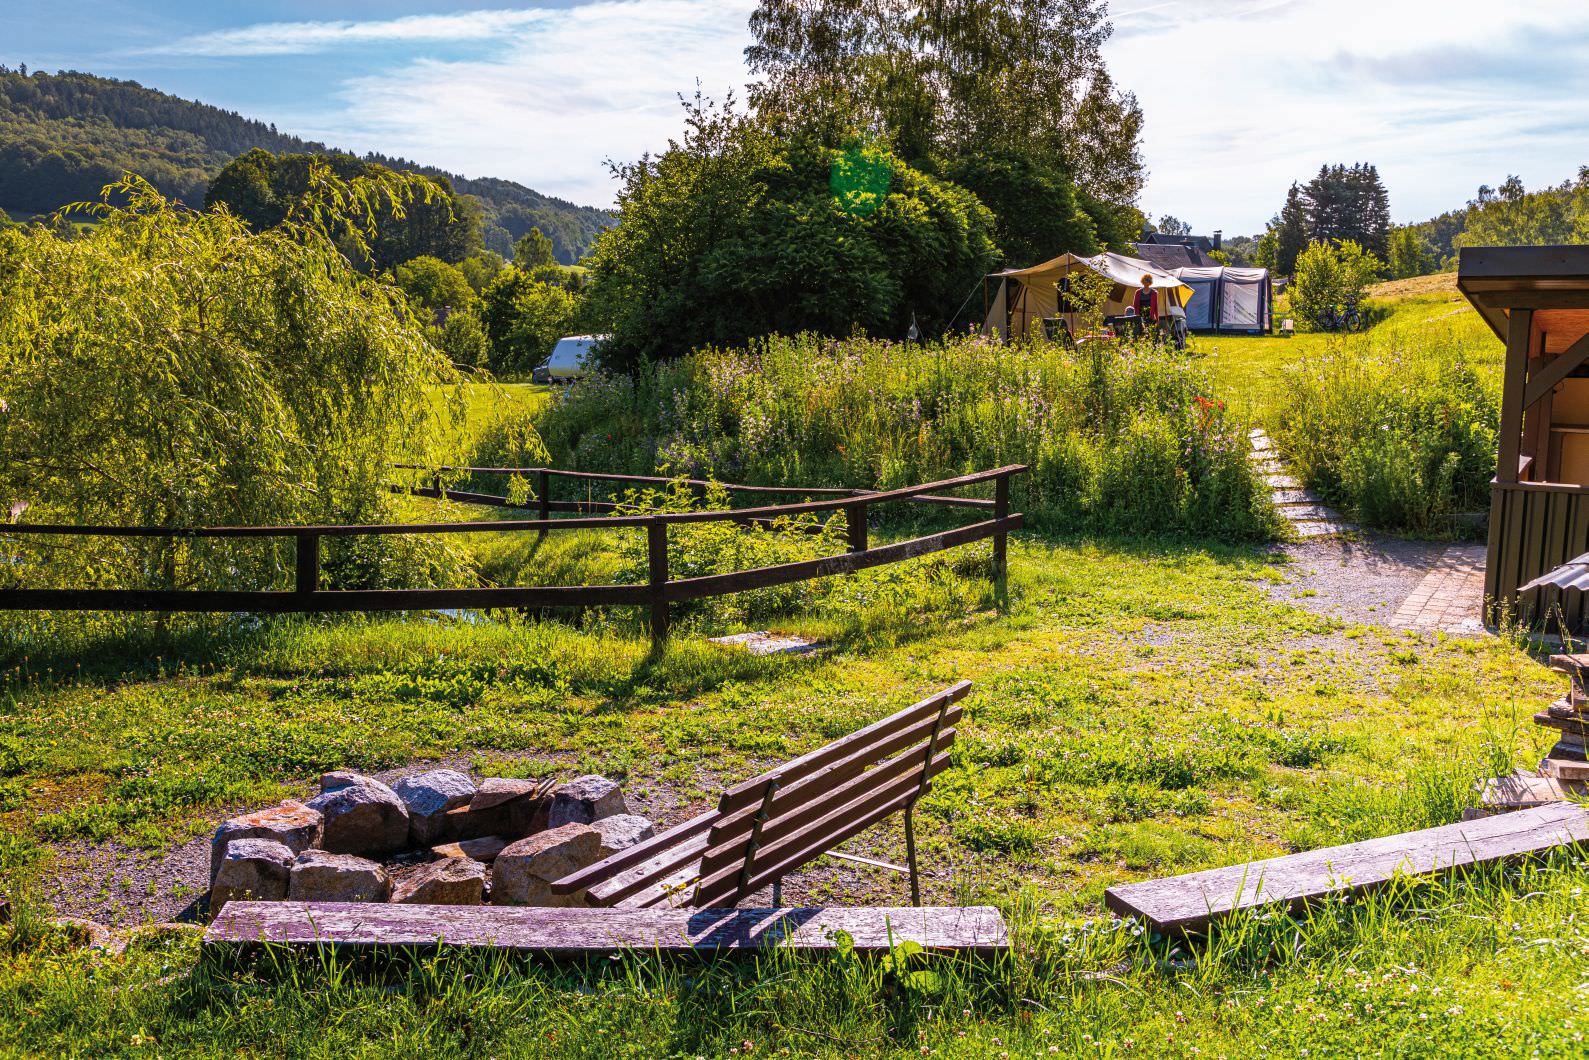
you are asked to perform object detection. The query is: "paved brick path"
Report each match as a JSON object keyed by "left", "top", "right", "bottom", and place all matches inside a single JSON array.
[{"left": 1388, "top": 545, "right": 1488, "bottom": 633}]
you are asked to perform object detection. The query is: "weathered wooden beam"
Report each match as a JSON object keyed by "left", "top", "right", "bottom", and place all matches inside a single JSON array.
[
  {"left": 1524, "top": 332, "right": 1589, "bottom": 409},
  {"left": 1104, "top": 801, "right": 1589, "bottom": 935},
  {"left": 1496, "top": 309, "right": 1535, "bottom": 483},
  {"left": 203, "top": 902, "right": 1012, "bottom": 956}
]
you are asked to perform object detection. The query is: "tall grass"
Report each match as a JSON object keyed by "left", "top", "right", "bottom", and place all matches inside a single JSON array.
[
  {"left": 1273, "top": 317, "right": 1499, "bottom": 533},
  {"left": 534, "top": 333, "right": 1279, "bottom": 540}
]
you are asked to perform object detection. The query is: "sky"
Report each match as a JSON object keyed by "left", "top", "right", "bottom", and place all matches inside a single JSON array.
[{"left": 8, "top": 0, "right": 1589, "bottom": 233}]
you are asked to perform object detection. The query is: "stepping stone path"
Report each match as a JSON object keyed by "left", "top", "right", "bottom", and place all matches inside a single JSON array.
[{"left": 1250, "top": 429, "right": 1356, "bottom": 538}]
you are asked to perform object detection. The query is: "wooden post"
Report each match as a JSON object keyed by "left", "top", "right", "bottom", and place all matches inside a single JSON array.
[
  {"left": 1497, "top": 309, "right": 1535, "bottom": 483},
  {"left": 537, "top": 469, "right": 550, "bottom": 534},
  {"left": 992, "top": 473, "right": 1010, "bottom": 582},
  {"left": 846, "top": 501, "right": 868, "bottom": 553},
  {"left": 647, "top": 518, "right": 669, "bottom": 643},
  {"left": 294, "top": 532, "right": 319, "bottom": 596}
]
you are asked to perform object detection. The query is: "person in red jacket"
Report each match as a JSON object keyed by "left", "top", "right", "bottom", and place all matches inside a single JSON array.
[{"left": 1133, "top": 274, "right": 1159, "bottom": 327}]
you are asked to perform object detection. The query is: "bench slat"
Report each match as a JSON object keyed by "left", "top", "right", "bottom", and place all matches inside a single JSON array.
[
  {"left": 554, "top": 809, "right": 718, "bottom": 896},
  {"left": 203, "top": 901, "right": 1012, "bottom": 955},
  {"left": 698, "top": 731, "right": 956, "bottom": 880},
  {"left": 701, "top": 708, "right": 961, "bottom": 864},
  {"left": 695, "top": 758, "right": 948, "bottom": 908},
  {"left": 715, "top": 681, "right": 971, "bottom": 816},
  {"left": 587, "top": 834, "right": 710, "bottom": 906},
  {"left": 1104, "top": 801, "right": 1589, "bottom": 934}
]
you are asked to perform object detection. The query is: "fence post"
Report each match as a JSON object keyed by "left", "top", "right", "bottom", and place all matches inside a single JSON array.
[
  {"left": 537, "top": 469, "right": 550, "bottom": 535},
  {"left": 847, "top": 501, "right": 868, "bottom": 553},
  {"left": 295, "top": 531, "right": 320, "bottom": 597},
  {"left": 992, "top": 473, "right": 1009, "bottom": 586},
  {"left": 648, "top": 517, "right": 669, "bottom": 644}
]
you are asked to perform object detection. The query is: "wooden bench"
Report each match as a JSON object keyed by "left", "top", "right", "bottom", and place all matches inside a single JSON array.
[
  {"left": 552, "top": 681, "right": 972, "bottom": 909},
  {"left": 1105, "top": 800, "right": 1589, "bottom": 934},
  {"left": 203, "top": 902, "right": 1011, "bottom": 956}
]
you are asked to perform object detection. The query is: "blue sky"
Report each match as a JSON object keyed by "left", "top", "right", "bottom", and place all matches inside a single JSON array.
[{"left": 9, "top": 1, "right": 1589, "bottom": 233}]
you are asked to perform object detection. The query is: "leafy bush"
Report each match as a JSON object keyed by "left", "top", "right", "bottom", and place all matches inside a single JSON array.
[
  {"left": 537, "top": 332, "right": 1278, "bottom": 540},
  {"left": 1273, "top": 322, "right": 1499, "bottom": 532},
  {"left": 1291, "top": 239, "right": 1383, "bottom": 330}
]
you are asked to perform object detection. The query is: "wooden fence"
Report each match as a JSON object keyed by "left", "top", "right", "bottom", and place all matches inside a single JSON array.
[{"left": 0, "top": 465, "right": 1027, "bottom": 642}]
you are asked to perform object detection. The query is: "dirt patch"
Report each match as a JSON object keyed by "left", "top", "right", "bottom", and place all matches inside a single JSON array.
[{"left": 41, "top": 754, "right": 919, "bottom": 927}]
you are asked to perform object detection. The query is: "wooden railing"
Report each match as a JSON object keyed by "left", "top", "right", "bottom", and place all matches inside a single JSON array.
[{"left": 0, "top": 465, "right": 1027, "bottom": 642}]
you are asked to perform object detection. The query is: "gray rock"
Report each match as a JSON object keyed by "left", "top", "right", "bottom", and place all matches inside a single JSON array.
[
  {"left": 469, "top": 777, "right": 539, "bottom": 812},
  {"left": 431, "top": 835, "right": 509, "bottom": 862},
  {"left": 493, "top": 823, "right": 600, "bottom": 906},
  {"left": 306, "top": 775, "right": 409, "bottom": 856},
  {"left": 320, "top": 770, "right": 363, "bottom": 793},
  {"left": 210, "top": 800, "right": 323, "bottom": 882},
  {"left": 391, "top": 857, "right": 486, "bottom": 905},
  {"left": 287, "top": 849, "right": 392, "bottom": 903},
  {"left": 210, "top": 838, "right": 294, "bottom": 916},
  {"left": 547, "top": 775, "right": 625, "bottom": 828},
  {"left": 392, "top": 769, "right": 477, "bottom": 845},
  {"left": 590, "top": 814, "right": 656, "bottom": 858}
]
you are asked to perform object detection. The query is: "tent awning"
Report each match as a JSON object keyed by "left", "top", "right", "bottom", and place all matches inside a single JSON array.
[{"left": 994, "top": 251, "right": 1193, "bottom": 307}]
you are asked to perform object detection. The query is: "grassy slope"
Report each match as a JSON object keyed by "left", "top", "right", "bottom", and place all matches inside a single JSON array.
[
  {"left": 0, "top": 530, "right": 1581, "bottom": 1056},
  {"left": 1196, "top": 273, "right": 1500, "bottom": 419}
]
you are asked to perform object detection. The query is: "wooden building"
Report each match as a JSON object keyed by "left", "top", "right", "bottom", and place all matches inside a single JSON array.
[{"left": 1460, "top": 246, "right": 1589, "bottom": 629}]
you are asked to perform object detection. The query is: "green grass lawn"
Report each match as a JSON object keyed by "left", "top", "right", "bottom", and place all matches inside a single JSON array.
[
  {"left": 1195, "top": 278, "right": 1501, "bottom": 421},
  {"left": 1, "top": 526, "right": 1582, "bottom": 1057},
  {"left": 435, "top": 380, "right": 553, "bottom": 447}
]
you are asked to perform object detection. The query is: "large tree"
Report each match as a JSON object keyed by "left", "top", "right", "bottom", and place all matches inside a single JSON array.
[
  {"left": 745, "top": 0, "right": 1144, "bottom": 230},
  {"left": 207, "top": 149, "right": 483, "bottom": 272},
  {"left": 584, "top": 96, "right": 998, "bottom": 368}
]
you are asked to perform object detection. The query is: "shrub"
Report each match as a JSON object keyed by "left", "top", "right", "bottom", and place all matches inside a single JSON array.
[
  {"left": 1273, "top": 321, "right": 1498, "bottom": 532},
  {"left": 480, "top": 267, "right": 581, "bottom": 377},
  {"left": 1291, "top": 239, "right": 1382, "bottom": 330},
  {"left": 537, "top": 332, "right": 1279, "bottom": 540}
]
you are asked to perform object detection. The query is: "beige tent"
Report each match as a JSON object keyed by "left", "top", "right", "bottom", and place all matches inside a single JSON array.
[{"left": 982, "top": 251, "right": 1194, "bottom": 340}]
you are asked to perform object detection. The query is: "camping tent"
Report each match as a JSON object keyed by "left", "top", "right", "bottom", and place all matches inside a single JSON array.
[
  {"left": 982, "top": 251, "right": 1194, "bottom": 340},
  {"left": 1170, "top": 266, "right": 1273, "bottom": 333}
]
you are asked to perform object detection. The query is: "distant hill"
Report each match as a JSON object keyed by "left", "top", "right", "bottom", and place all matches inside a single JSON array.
[{"left": 0, "top": 67, "right": 613, "bottom": 263}]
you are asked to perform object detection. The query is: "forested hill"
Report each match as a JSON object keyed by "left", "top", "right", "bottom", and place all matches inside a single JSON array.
[{"left": 0, "top": 68, "right": 613, "bottom": 262}]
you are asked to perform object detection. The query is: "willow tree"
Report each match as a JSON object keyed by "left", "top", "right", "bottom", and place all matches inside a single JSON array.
[{"left": 0, "top": 172, "right": 470, "bottom": 593}]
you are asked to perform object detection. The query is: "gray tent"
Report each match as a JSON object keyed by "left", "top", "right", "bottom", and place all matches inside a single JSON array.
[{"left": 1171, "top": 266, "right": 1273, "bottom": 333}]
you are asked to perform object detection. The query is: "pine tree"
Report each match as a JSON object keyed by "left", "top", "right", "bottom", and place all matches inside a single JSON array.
[{"left": 1275, "top": 184, "right": 1308, "bottom": 275}]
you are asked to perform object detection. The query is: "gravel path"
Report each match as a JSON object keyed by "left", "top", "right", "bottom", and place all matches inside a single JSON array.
[{"left": 1263, "top": 536, "right": 1487, "bottom": 631}]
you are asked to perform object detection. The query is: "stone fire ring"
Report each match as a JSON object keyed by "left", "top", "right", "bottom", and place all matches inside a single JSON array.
[{"left": 208, "top": 769, "right": 655, "bottom": 916}]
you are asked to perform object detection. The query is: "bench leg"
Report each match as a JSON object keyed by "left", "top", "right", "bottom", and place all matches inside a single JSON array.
[{"left": 905, "top": 802, "right": 921, "bottom": 907}]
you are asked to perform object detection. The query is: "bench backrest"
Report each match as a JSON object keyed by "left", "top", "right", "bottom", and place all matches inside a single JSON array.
[{"left": 555, "top": 681, "right": 970, "bottom": 908}]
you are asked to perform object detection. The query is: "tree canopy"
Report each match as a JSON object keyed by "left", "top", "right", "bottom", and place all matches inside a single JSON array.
[
  {"left": 0, "top": 173, "right": 467, "bottom": 592},
  {"left": 583, "top": 97, "right": 998, "bottom": 369}
]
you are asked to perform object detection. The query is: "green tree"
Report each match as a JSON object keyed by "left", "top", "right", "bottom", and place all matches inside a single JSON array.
[
  {"left": 513, "top": 227, "right": 557, "bottom": 271},
  {"left": 1303, "top": 163, "right": 1390, "bottom": 261},
  {"left": 433, "top": 307, "right": 490, "bottom": 369},
  {"left": 1153, "top": 215, "right": 1192, "bottom": 237},
  {"left": 393, "top": 255, "right": 475, "bottom": 321},
  {"left": 1274, "top": 184, "right": 1309, "bottom": 275},
  {"left": 1386, "top": 226, "right": 1435, "bottom": 279},
  {"left": 943, "top": 151, "right": 1097, "bottom": 265},
  {"left": 1291, "top": 239, "right": 1382, "bottom": 330},
  {"left": 480, "top": 268, "right": 581, "bottom": 376},
  {"left": 459, "top": 251, "right": 506, "bottom": 294},
  {"left": 584, "top": 96, "right": 997, "bottom": 369},
  {"left": 1456, "top": 175, "right": 1575, "bottom": 250},
  {"left": 745, "top": 0, "right": 1144, "bottom": 205},
  {"left": 0, "top": 173, "right": 467, "bottom": 592},
  {"left": 207, "top": 149, "right": 483, "bottom": 271}
]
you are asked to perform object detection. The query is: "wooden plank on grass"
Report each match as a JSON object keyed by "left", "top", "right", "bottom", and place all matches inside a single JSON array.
[
  {"left": 1103, "top": 802, "right": 1589, "bottom": 935},
  {"left": 203, "top": 902, "right": 1011, "bottom": 956}
]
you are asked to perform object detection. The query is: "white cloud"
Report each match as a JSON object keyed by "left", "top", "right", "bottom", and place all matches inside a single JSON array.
[
  {"left": 1105, "top": 0, "right": 1589, "bottom": 232},
  {"left": 143, "top": 9, "right": 558, "bottom": 57},
  {"left": 273, "top": 0, "right": 757, "bottom": 208}
]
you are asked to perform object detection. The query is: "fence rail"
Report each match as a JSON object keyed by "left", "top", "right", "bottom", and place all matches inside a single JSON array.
[{"left": 0, "top": 465, "right": 1027, "bottom": 642}]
